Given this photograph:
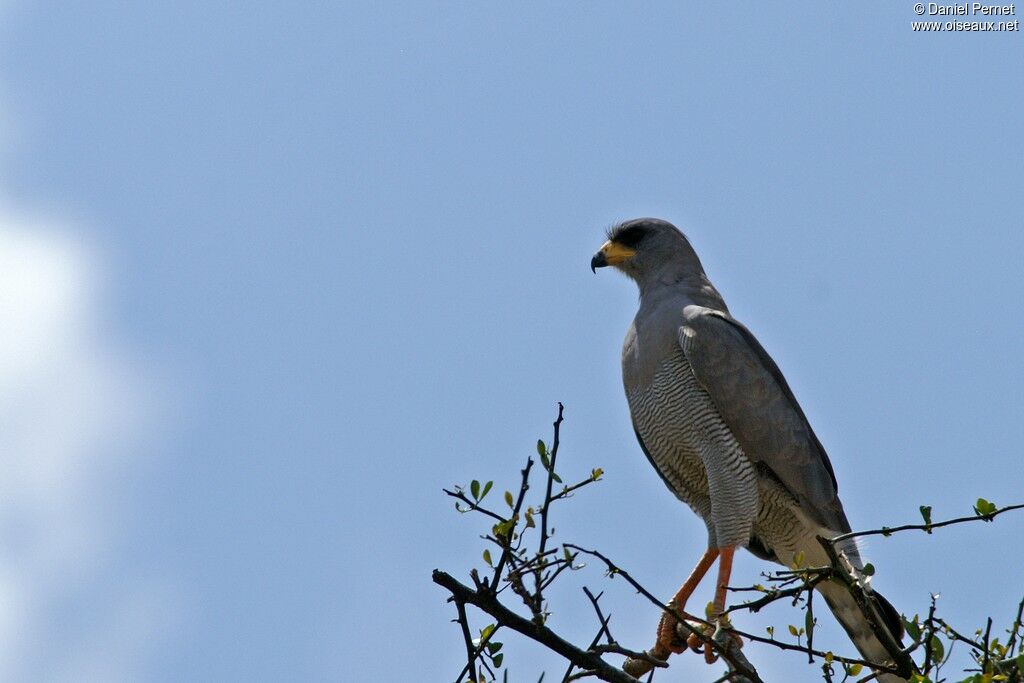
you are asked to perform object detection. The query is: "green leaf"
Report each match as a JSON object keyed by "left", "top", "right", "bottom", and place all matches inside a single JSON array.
[
  {"left": 480, "top": 481, "right": 493, "bottom": 501},
  {"left": 974, "top": 497, "right": 997, "bottom": 517},
  {"left": 482, "top": 549, "right": 493, "bottom": 566},
  {"left": 919, "top": 505, "right": 933, "bottom": 527},
  {"left": 504, "top": 491, "right": 514, "bottom": 508},
  {"left": 550, "top": 471, "right": 562, "bottom": 484},
  {"left": 492, "top": 517, "right": 516, "bottom": 539},
  {"left": 862, "top": 563, "right": 875, "bottom": 577},
  {"left": 539, "top": 449, "right": 551, "bottom": 471},
  {"left": 536, "top": 440, "right": 547, "bottom": 457},
  {"left": 804, "top": 610, "right": 815, "bottom": 640},
  {"left": 765, "top": 626, "right": 774, "bottom": 638},
  {"left": 788, "top": 624, "right": 799, "bottom": 637},
  {"left": 930, "top": 634, "right": 945, "bottom": 663},
  {"left": 524, "top": 507, "right": 535, "bottom": 528},
  {"left": 492, "top": 653, "right": 504, "bottom": 667},
  {"left": 471, "top": 480, "right": 481, "bottom": 500},
  {"left": 591, "top": 467, "right": 604, "bottom": 481},
  {"left": 904, "top": 616, "right": 922, "bottom": 643},
  {"left": 847, "top": 662, "right": 863, "bottom": 676}
]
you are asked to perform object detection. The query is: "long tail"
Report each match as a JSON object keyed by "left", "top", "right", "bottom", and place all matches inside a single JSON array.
[{"left": 816, "top": 580, "right": 908, "bottom": 683}]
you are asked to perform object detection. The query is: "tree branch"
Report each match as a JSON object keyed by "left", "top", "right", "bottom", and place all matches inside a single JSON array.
[
  {"left": 438, "top": 406, "right": 1024, "bottom": 682},
  {"left": 830, "top": 503, "right": 1024, "bottom": 544},
  {"left": 433, "top": 569, "right": 640, "bottom": 683}
]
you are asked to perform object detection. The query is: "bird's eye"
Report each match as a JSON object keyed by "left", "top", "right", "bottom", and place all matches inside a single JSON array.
[{"left": 615, "top": 226, "right": 646, "bottom": 248}]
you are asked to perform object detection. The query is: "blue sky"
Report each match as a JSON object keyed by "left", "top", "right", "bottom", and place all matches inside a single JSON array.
[{"left": 0, "top": 2, "right": 1021, "bottom": 681}]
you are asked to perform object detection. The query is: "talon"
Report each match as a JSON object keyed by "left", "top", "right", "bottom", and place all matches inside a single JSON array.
[
  {"left": 655, "top": 610, "right": 690, "bottom": 655},
  {"left": 634, "top": 548, "right": 724, "bottom": 670}
]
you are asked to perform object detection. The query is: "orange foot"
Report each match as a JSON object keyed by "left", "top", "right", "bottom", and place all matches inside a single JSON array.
[
  {"left": 621, "top": 608, "right": 701, "bottom": 678},
  {"left": 621, "top": 607, "right": 689, "bottom": 677},
  {"left": 653, "top": 602, "right": 696, "bottom": 656},
  {"left": 622, "top": 546, "right": 735, "bottom": 676}
]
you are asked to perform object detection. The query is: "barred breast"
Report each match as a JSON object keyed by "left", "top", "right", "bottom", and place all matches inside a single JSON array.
[
  {"left": 627, "top": 351, "right": 828, "bottom": 564},
  {"left": 627, "top": 351, "right": 759, "bottom": 549}
]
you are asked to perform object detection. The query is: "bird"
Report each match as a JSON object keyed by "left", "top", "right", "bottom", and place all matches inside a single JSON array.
[{"left": 590, "top": 218, "right": 906, "bottom": 681}]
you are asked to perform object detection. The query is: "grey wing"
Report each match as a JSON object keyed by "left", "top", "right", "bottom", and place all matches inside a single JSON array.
[{"left": 679, "top": 306, "right": 851, "bottom": 533}]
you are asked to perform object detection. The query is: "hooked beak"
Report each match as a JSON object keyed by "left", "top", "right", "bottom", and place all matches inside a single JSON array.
[{"left": 590, "top": 240, "right": 636, "bottom": 273}]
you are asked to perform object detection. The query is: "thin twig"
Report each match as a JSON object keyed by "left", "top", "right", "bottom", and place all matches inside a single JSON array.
[
  {"left": 982, "top": 616, "right": 993, "bottom": 673},
  {"left": 452, "top": 599, "right": 499, "bottom": 683},
  {"left": 806, "top": 584, "right": 815, "bottom": 665},
  {"left": 551, "top": 477, "right": 600, "bottom": 502},
  {"left": 563, "top": 587, "right": 617, "bottom": 683},
  {"left": 491, "top": 458, "right": 535, "bottom": 593},
  {"left": 583, "top": 587, "right": 615, "bottom": 646},
  {"left": 444, "top": 489, "right": 508, "bottom": 523},
  {"left": 455, "top": 599, "right": 477, "bottom": 682},
  {"left": 830, "top": 503, "right": 1024, "bottom": 544},
  {"left": 1006, "top": 597, "right": 1024, "bottom": 657},
  {"left": 933, "top": 616, "right": 982, "bottom": 651},
  {"left": 724, "top": 568, "right": 831, "bottom": 616},
  {"left": 922, "top": 594, "right": 938, "bottom": 676},
  {"left": 535, "top": 403, "right": 565, "bottom": 603}
]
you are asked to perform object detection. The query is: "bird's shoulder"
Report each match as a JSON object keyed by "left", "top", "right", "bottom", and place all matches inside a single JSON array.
[{"left": 677, "top": 306, "right": 844, "bottom": 513}]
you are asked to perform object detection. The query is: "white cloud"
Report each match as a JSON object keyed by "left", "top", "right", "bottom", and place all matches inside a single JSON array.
[{"left": 0, "top": 211, "right": 177, "bottom": 680}]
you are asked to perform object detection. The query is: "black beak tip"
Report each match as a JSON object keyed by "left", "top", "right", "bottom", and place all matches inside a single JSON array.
[{"left": 590, "top": 253, "right": 606, "bottom": 273}]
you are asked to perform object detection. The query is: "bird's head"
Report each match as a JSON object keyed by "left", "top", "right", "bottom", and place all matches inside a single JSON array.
[{"left": 590, "top": 218, "right": 707, "bottom": 288}]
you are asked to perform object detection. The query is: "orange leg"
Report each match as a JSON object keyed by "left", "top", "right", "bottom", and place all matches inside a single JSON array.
[
  {"left": 652, "top": 547, "right": 719, "bottom": 657},
  {"left": 625, "top": 547, "right": 741, "bottom": 677},
  {"left": 713, "top": 546, "right": 735, "bottom": 616},
  {"left": 704, "top": 545, "right": 737, "bottom": 663}
]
